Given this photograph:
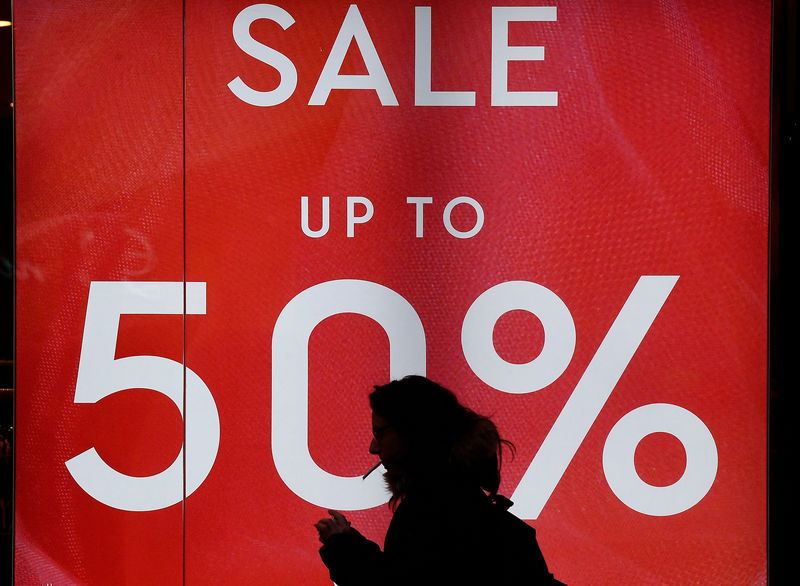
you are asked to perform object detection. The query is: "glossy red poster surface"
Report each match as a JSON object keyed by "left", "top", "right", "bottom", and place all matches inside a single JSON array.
[{"left": 16, "top": 1, "right": 769, "bottom": 584}]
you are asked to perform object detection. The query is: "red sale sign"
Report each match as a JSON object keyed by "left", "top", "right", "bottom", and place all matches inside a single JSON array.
[{"left": 15, "top": 1, "right": 769, "bottom": 584}]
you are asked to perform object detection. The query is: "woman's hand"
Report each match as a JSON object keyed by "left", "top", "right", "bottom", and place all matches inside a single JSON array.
[{"left": 314, "top": 510, "right": 354, "bottom": 544}]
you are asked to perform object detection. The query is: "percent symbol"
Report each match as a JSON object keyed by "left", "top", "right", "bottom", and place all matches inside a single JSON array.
[{"left": 462, "top": 276, "right": 718, "bottom": 518}]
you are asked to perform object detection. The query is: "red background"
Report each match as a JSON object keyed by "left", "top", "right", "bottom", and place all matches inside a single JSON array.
[{"left": 16, "top": 1, "right": 769, "bottom": 584}]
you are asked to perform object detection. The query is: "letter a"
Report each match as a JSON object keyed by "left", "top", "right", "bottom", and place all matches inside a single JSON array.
[{"left": 309, "top": 5, "right": 398, "bottom": 106}]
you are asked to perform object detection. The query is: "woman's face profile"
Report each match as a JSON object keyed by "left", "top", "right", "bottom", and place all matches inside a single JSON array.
[{"left": 369, "top": 411, "right": 405, "bottom": 470}]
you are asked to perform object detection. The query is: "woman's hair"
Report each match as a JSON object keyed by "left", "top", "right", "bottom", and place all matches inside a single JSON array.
[{"left": 369, "top": 375, "right": 514, "bottom": 504}]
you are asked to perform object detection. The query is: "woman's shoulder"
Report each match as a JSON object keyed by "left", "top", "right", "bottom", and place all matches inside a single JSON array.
[{"left": 392, "top": 485, "right": 493, "bottom": 539}]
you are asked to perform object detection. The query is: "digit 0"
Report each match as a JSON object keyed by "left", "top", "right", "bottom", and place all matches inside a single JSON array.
[{"left": 271, "top": 279, "right": 425, "bottom": 510}]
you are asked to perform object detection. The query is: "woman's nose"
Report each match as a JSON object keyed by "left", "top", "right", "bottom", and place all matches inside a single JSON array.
[{"left": 369, "top": 437, "right": 379, "bottom": 454}]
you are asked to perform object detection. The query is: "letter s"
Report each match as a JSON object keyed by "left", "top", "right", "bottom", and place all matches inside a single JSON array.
[{"left": 228, "top": 4, "right": 297, "bottom": 106}]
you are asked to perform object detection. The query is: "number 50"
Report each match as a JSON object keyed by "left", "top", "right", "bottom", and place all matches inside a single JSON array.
[{"left": 66, "top": 280, "right": 414, "bottom": 512}]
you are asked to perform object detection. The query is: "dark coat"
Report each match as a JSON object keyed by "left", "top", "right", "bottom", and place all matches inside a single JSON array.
[{"left": 319, "top": 487, "right": 561, "bottom": 585}]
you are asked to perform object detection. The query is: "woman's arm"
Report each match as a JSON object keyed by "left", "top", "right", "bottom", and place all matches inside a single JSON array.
[{"left": 316, "top": 510, "right": 391, "bottom": 586}]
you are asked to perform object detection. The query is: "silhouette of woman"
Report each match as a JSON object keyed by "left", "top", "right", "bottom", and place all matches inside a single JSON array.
[{"left": 314, "top": 375, "right": 562, "bottom": 585}]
